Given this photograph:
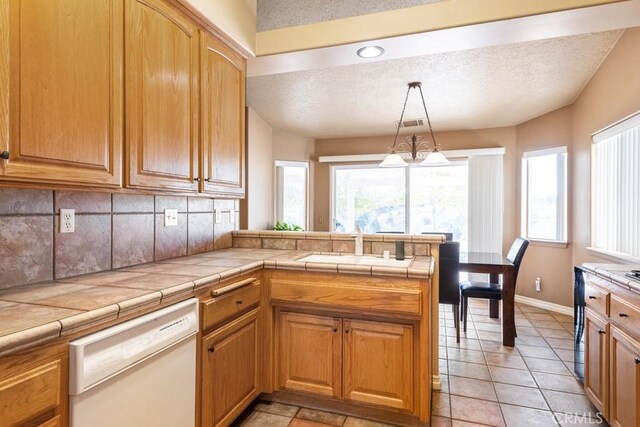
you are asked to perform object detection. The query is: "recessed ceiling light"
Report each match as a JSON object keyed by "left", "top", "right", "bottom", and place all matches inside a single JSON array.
[{"left": 357, "top": 46, "right": 384, "bottom": 58}]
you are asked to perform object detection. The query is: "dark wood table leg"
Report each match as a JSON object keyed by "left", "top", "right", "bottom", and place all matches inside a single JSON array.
[
  {"left": 501, "top": 267, "right": 516, "bottom": 346},
  {"left": 489, "top": 273, "right": 500, "bottom": 318}
]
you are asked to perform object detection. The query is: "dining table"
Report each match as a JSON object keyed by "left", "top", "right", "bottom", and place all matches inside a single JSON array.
[{"left": 458, "top": 251, "right": 517, "bottom": 346}]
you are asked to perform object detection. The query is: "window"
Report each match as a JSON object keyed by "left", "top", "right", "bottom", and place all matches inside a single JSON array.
[
  {"left": 591, "top": 112, "right": 640, "bottom": 260},
  {"left": 521, "top": 147, "right": 567, "bottom": 242},
  {"left": 333, "top": 166, "right": 406, "bottom": 233},
  {"left": 332, "top": 162, "right": 468, "bottom": 248},
  {"left": 275, "top": 161, "right": 308, "bottom": 229}
]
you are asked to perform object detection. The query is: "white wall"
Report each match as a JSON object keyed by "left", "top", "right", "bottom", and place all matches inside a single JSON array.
[
  {"left": 184, "top": 0, "right": 256, "bottom": 55},
  {"left": 242, "top": 107, "right": 273, "bottom": 230}
]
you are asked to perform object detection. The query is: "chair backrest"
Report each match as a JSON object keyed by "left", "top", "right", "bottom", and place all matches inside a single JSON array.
[
  {"left": 506, "top": 237, "right": 530, "bottom": 286},
  {"left": 422, "top": 231, "right": 454, "bottom": 241},
  {"left": 438, "top": 241, "right": 460, "bottom": 305}
]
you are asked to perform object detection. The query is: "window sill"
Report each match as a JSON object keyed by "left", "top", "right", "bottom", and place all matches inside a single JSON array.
[
  {"left": 587, "top": 247, "right": 640, "bottom": 264},
  {"left": 527, "top": 239, "right": 569, "bottom": 249}
]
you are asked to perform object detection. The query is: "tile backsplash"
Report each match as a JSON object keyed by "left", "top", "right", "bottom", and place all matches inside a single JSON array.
[{"left": 0, "top": 188, "right": 239, "bottom": 289}]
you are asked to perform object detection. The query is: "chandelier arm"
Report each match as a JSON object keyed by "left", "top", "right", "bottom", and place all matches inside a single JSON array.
[
  {"left": 390, "top": 85, "right": 413, "bottom": 152},
  {"left": 417, "top": 84, "right": 438, "bottom": 148}
]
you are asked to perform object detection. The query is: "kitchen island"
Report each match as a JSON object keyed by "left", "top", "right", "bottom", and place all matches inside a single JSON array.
[{"left": 0, "top": 232, "right": 443, "bottom": 426}]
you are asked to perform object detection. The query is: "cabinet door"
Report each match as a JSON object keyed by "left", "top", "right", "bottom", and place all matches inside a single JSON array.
[
  {"left": 125, "top": 0, "right": 199, "bottom": 192},
  {"left": 0, "top": 343, "right": 67, "bottom": 427},
  {"left": 202, "top": 308, "right": 260, "bottom": 427},
  {"left": 279, "top": 312, "right": 341, "bottom": 398},
  {"left": 343, "top": 319, "right": 413, "bottom": 411},
  {"left": 1, "top": 0, "right": 122, "bottom": 187},
  {"left": 200, "top": 32, "right": 245, "bottom": 197},
  {"left": 585, "top": 309, "right": 608, "bottom": 416},
  {"left": 609, "top": 326, "right": 640, "bottom": 427}
]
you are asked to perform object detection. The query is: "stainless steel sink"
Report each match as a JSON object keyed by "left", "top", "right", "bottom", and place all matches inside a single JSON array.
[{"left": 297, "top": 254, "right": 413, "bottom": 268}]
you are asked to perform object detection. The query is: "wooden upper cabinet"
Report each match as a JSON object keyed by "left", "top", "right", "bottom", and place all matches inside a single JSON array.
[
  {"left": 125, "top": 0, "right": 199, "bottom": 192},
  {"left": 1, "top": 0, "right": 123, "bottom": 187},
  {"left": 343, "top": 319, "right": 413, "bottom": 411},
  {"left": 200, "top": 32, "right": 246, "bottom": 198}
]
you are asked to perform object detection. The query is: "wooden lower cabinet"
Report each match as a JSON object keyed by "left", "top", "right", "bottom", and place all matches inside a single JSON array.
[
  {"left": 585, "top": 309, "right": 608, "bottom": 416},
  {"left": 0, "top": 343, "right": 67, "bottom": 427},
  {"left": 343, "top": 319, "right": 413, "bottom": 411},
  {"left": 202, "top": 308, "right": 260, "bottom": 427},
  {"left": 609, "top": 325, "right": 640, "bottom": 427},
  {"left": 278, "top": 311, "right": 414, "bottom": 412},
  {"left": 279, "top": 312, "right": 342, "bottom": 398}
]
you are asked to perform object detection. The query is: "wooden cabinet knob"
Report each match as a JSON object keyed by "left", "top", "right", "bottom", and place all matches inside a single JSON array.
[
  {"left": 236, "top": 300, "right": 242, "bottom": 305},
  {"left": 0, "top": 151, "right": 8, "bottom": 160}
]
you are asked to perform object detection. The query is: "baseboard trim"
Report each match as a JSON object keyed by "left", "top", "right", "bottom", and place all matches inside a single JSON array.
[{"left": 515, "top": 295, "right": 573, "bottom": 316}]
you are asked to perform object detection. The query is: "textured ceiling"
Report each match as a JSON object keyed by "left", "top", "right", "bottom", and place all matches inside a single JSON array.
[
  {"left": 247, "top": 31, "right": 622, "bottom": 139},
  {"left": 257, "top": 0, "right": 443, "bottom": 32}
]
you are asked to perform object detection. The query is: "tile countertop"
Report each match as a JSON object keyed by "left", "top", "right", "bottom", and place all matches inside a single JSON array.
[
  {"left": 581, "top": 262, "right": 640, "bottom": 293},
  {"left": 0, "top": 248, "right": 434, "bottom": 357}
]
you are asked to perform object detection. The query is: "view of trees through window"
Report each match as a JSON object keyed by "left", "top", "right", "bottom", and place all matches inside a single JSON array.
[{"left": 333, "top": 163, "right": 468, "bottom": 249}]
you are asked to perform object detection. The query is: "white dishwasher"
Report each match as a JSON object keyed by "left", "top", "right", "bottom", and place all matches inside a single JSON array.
[{"left": 69, "top": 298, "right": 199, "bottom": 427}]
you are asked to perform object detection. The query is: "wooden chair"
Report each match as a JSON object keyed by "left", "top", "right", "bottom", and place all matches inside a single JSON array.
[{"left": 460, "top": 238, "right": 529, "bottom": 333}]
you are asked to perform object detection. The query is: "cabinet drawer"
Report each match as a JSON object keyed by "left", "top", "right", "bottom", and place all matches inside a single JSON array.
[
  {"left": 585, "top": 283, "right": 609, "bottom": 317},
  {"left": 270, "top": 279, "right": 421, "bottom": 315},
  {"left": 0, "top": 360, "right": 61, "bottom": 426},
  {"left": 202, "top": 278, "right": 261, "bottom": 330},
  {"left": 610, "top": 295, "right": 640, "bottom": 336}
]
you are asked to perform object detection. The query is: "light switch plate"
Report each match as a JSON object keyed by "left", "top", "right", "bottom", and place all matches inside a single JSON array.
[
  {"left": 214, "top": 210, "right": 222, "bottom": 224},
  {"left": 229, "top": 210, "right": 235, "bottom": 224},
  {"left": 164, "top": 209, "right": 178, "bottom": 227},
  {"left": 60, "top": 209, "right": 75, "bottom": 233}
]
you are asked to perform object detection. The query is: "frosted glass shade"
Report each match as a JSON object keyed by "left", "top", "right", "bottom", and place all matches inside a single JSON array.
[
  {"left": 379, "top": 153, "right": 408, "bottom": 167},
  {"left": 421, "top": 150, "right": 450, "bottom": 166}
]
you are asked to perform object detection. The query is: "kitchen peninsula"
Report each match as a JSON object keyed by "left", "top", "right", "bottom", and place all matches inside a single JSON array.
[{"left": 0, "top": 231, "right": 442, "bottom": 427}]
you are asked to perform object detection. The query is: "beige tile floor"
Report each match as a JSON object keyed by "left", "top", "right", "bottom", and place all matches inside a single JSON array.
[{"left": 234, "top": 301, "right": 607, "bottom": 427}]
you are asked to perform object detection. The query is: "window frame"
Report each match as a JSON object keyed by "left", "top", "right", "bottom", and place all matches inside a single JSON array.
[
  {"left": 520, "top": 146, "right": 568, "bottom": 244},
  {"left": 274, "top": 160, "right": 309, "bottom": 230},
  {"left": 329, "top": 160, "right": 468, "bottom": 234}
]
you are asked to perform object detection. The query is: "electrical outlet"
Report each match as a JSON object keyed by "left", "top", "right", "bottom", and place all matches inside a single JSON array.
[
  {"left": 164, "top": 209, "right": 178, "bottom": 227},
  {"left": 59, "top": 209, "right": 75, "bottom": 233},
  {"left": 535, "top": 277, "right": 542, "bottom": 292},
  {"left": 214, "top": 210, "right": 222, "bottom": 224}
]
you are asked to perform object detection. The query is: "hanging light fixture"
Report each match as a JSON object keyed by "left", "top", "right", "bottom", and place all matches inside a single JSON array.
[{"left": 380, "top": 82, "right": 450, "bottom": 167}]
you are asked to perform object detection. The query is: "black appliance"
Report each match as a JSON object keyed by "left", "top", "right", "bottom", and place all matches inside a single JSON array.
[{"left": 574, "top": 266, "right": 586, "bottom": 383}]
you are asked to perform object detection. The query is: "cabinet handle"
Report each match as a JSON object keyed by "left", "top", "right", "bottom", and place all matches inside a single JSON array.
[
  {"left": 588, "top": 296, "right": 597, "bottom": 299},
  {"left": 194, "top": 177, "right": 201, "bottom": 182},
  {"left": 598, "top": 330, "right": 605, "bottom": 335},
  {"left": 208, "top": 347, "right": 215, "bottom": 353},
  {"left": 619, "top": 313, "right": 629, "bottom": 318},
  {"left": 205, "top": 178, "right": 212, "bottom": 182},
  {"left": 333, "top": 327, "right": 338, "bottom": 333},
  {"left": 345, "top": 328, "right": 350, "bottom": 334},
  {"left": 0, "top": 151, "right": 8, "bottom": 160},
  {"left": 236, "top": 300, "right": 243, "bottom": 305},
  {"left": 635, "top": 358, "right": 640, "bottom": 365}
]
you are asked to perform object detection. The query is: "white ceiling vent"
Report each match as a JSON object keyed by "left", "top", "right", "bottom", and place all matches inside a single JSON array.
[{"left": 395, "top": 118, "right": 425, "bottom": 128}]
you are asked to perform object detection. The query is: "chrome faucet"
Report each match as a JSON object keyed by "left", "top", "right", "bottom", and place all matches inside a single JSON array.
[{"left": 351, "top": 225, "right": 363, "bottom": 256}]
